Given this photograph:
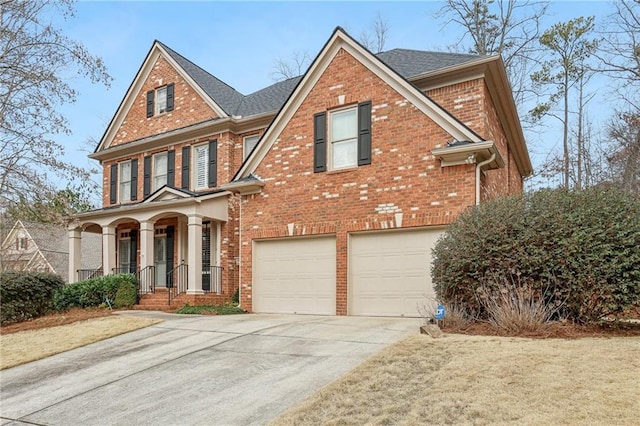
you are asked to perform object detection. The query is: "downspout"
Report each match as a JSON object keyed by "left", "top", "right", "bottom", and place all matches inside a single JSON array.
[{"left": 476, "top": 153, "right": 496, "bottom": 205}]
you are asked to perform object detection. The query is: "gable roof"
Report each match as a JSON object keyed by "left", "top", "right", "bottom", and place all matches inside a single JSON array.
[
  {"left": 158, "top": 42, "right": 245, "bottom": 116},
  {"left": 234, "top": 27, "right": 485, "bottom": 180}
]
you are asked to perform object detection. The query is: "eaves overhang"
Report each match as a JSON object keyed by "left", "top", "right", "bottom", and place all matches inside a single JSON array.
[
  {"left": 221, "top": 176, "right": 265, "bottom": 195},
  {"left": 432, "top": 140, "right": 504, "bottom": 170},
  {"left": 90, "top": 111, "right": 276, "bottom": 163}
]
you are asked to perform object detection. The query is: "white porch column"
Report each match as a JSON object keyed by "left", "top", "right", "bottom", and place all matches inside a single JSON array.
[
  {"left": 102, "top": 225, "right": 116, "bottom": 275},
  {"left": 187, "top": 214, "right": 203, "bottom": 294},
  {"left": 139, "top": 221, "right": 154, "bottom": 270},
  {"left": 68, "top": 227, "right": 82, "bottom": 283}
]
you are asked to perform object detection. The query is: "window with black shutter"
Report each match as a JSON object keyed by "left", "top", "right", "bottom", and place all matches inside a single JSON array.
[{"left": 147, "top": 83, "right": 175, "bottom": 117}]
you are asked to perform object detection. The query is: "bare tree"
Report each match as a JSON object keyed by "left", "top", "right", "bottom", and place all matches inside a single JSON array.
[
  {"left": 435, "top": 0, "right": 549, "bottom": 108},
  {"left": 606, "top": 111, "right": 640, "bottom": 195},
  {"left": 359, "top": 12, "right": 389, "bottom": 53},
  {"left": 530, "top": 17, "right": 599, "bottom": 189},
  {"left": 596, "top": 0, "right": 640, "bottom": 109},
  {"left": 0, "top": 1, "right": 111, "bottom": 217},
  {"left": 269, "top": 50, "right": 311, "bottom": 82}
]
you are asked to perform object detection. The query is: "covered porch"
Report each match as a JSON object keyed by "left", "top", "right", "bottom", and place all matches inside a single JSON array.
[{"left": 68, "top": 189, "right": 231, "bottom": 301}]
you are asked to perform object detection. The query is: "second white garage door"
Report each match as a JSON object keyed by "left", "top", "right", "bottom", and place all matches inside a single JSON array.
[
  {"left": 349, "top": 228, "right": 444, "bottom": 317},
  {"left": 253, "top": 237, "right": 336, "bottom": 315}
]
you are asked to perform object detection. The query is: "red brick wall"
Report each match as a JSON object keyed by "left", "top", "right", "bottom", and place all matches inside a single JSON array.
[
  {"left": 239, "top": 48, "right": 478, "bottom": 314},
  {"left": 111, "top": 56, "right": 218, "bottom": 147},
  {"left": 427, "top": 79, "right": 486, "bottom": 137}
]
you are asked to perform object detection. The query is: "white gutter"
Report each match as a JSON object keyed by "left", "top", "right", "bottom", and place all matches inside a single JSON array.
[{"left": 476, "top": 153, "right": 496, "bottom": 205}]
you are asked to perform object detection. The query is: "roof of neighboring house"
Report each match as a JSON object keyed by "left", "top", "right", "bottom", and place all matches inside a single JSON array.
[
  {"left": 1, "top": 221, "right": 102, "bottom": 282},
  {"left": 159, "top": 41, "right": 246, "bottom": 116}
]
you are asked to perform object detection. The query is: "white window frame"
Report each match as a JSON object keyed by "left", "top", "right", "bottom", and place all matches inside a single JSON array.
[
  {"left": 328, "top": 106, "right": 358, "bottom": 170},
  {"left": 119, "top": 161, "right": 132, "bottom": 203},
  {"left": 193, "top": 143, "right": 209, "bottom": 190},
  {"left": 153, "top": 152, "right": 168, "bottom": 191},
  {"left": 243, "top": 135, "right": 260, "bottom": 161},
  {"left": 155, "top": 86, "right": 168, "bottom": 115}
]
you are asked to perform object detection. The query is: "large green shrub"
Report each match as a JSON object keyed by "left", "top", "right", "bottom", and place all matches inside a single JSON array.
[
  {"left": 0, "top": 271, "right": 65, "bottom": 325},
  {"left": 54, "top": 274, "right": 138, "bottom": 311},
  {"left": 432, "top": 188, "right": 640, "bottom": 324},
  {"left": 114, "top": 280, "right": 138, "bottom": 308}
]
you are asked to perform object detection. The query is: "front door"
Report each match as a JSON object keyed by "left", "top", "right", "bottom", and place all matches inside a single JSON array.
[{"left": 154, "top": 236, "right": 166, "bottom": 287}]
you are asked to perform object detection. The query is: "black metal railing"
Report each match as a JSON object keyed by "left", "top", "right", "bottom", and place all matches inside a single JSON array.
[
  {"left": 203, "top": 265, "right": 223, "bottom": 294},
  {"left": 111, "top": 267, "right": 139, "bottom": 275},
  {"left": 168, "top": 262, "right": 188, "bottom": 305},
  {"left": 138, "top": 265, "right": 156, "bottom": 295},
  {"left": 77, "top": 268, "right": 103, "bottom": 281}
]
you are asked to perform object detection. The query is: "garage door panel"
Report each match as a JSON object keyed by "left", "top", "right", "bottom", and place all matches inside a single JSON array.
[
  {"left": 350, "top": 229, "right": 444, "bottom": 317},
  {"left": 253, "top": 237, "right": 336, "bottom": 315}
]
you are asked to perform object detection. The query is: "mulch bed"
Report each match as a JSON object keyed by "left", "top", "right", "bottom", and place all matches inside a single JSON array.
[{"left": 0, "top": 308, "right": 112, "bottom": 335}]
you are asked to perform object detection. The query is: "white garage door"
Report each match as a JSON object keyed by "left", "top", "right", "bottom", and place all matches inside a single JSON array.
[
  {"left": 253, "top": 237, "right": 336, "bottom": 315},
  {"left": 349, "top": 229, "right": 444, "bottom": 317}
]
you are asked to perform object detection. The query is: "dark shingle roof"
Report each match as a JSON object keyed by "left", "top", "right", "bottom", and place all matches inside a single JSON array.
[
  {"left": 376, "top": 48, "right": 482, "bottom": 79},
  {"left": 236, "top": 76, "right": 302, "bottom": 117},
  {"left": 159, "top": 42, "right": 245, "bottom": 116},
  {"left": 159, "top": 43, "right": 481, "bottom": 119}
]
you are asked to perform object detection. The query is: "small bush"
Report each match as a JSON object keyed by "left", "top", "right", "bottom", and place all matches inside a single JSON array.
[
  {"left": 432, "top": 188, "right": 640, "bottom": 324},
  {"left": 54, "top": 274, "right": 137, "bottom": 311},
  {"left": 114, "top": 281, "right": 138, "bottom": 308},
  {"left": 175, "top": 304, "right": 246, "bottom": 315},
  {"left": 0, "top": 271, "right": 65, "bottom": 325}
]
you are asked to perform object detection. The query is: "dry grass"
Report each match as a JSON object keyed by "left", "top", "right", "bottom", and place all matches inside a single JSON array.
[
  {"left": 272, "top": 334, "right": 640, "bottom": 425},
  {"left": 0, "top": 316, "right": 161, "bottom": 370}
]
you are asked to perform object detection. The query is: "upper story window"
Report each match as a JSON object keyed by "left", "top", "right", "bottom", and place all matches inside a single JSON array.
[
  {"left": 119, "top": 161, "right": 132, "bottom": 202},
  {"left": 314, "top": 101, "right": 371, "bottom": 173},
  {"left": 16, "top": 237, "right": 28, "bottom": 250},
  {"left": 193, "top": 140, "right": 218, "bottom": 190},
  {"left": 153, "top": 152, "right": 168, "bottom": 191},
  {"left": 146, "top": 83, "right": 174, "bottom": 118},
  {"left": 329, "top": 108, "right": 358, "bottom": 169},
  {"left": 243, "top": 135, "right": 260, "bottom": 161}
]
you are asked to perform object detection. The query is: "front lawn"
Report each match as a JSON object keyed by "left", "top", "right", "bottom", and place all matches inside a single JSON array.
[{"left": 272, "top": 333, "right": 640, "bottom": 425}]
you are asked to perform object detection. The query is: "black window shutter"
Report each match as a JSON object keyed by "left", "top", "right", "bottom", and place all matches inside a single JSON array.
[
  {"left": 143, "top": 156, "right": 151, "bottom": 198},
  {"left": 166, "top": 226, "right": 174, "bottom": 287},
  {"left": 181, "top": 146, "right": 190, "bottom": 190},
  {"left": 109, "top": 164, "right": 117, "bottom": 204},
  {"left": 129, "top": 229, "right": 138, "bottom": 273},
  {"left": 146, "top": 90, "right": 154, "bottom": 118},
  {"left": 314, "top": 112, "right": 326, "bottom": 172},
  {"left": 358, "top": 101, "right": 372, "bottom": 166},
  {"left": 130, "top": 159, "right": 138, "bottom": 201},
  {"left": 208, "top": 139, "right": 217, "bottom": 187},
  {"left": 167, "top": 150, "right": 175, "bottom": 187},
  {"left": 167, "top": 83, "right": 174, "bottom": 112}
]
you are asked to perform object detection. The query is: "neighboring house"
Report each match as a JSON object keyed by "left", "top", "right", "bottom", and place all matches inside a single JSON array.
[
  {"left": 69, "top": 27, "right": 532, "bottom": 316},
  {"left": 1, "top": 220, "right": 101, "bottom": 283}
]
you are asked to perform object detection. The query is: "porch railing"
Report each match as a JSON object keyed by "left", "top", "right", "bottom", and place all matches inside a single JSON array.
[
  {"left": 111, "top": 267, "right": 139, "bottom": 275},
  {"left": 203, "top": 265, "right": 223, "bottom": 294},
  {"left": 77, "top": 268, "right": 103, "bottom": 281},
  {"left": 138, "top": 265, "right": 156, "bottom": 295},
  {"left": 168, "top": 261, "right": 188, "bottom": 305}
]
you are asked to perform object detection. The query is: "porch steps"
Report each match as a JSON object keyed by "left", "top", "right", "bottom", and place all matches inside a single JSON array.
[{"left": 135, "top": 289, "right": 182, "bottom": 311}]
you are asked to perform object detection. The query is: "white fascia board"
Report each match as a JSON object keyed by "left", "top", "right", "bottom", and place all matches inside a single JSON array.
[{"left": 236, "top": 29, "right": 481, "bottom": 180}]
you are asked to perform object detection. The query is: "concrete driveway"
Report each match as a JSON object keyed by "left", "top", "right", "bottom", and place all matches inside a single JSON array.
[{"left": 0, "top": 312, "right": 419, "bottom": 426}]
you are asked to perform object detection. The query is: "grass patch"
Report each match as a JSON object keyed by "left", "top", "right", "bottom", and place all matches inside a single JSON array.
[
  {"left": 0, "top": 316, "right": 161, "bottom": 370},
  {"left": 272, "top": 334, "right": 640, "bottom": 425},
  {"left": 174, "top": 304, "right": 246, "bottom": 315}
]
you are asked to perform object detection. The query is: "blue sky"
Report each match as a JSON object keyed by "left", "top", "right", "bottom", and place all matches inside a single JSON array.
[{"left": 56, "top": 1, "right": 615, "bottom": 199}]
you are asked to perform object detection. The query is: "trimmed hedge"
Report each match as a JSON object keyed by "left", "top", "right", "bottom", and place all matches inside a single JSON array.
[
  {"left": 432, "top": 188, "right": 640, "bottom": 324},
  {"left": 53, "top": 274, "right": 138, "bottom": 311},
  {"left": 0, "top": 271, "right": 65, "bottom": 325}
]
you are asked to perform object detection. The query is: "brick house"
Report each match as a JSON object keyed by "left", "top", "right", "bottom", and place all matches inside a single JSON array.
[{"left": 69, "top": 27, "right": 531, "bottom": 315}]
